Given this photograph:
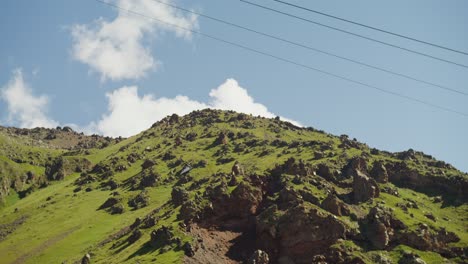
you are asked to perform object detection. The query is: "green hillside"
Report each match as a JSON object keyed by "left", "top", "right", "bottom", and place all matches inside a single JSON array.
[{"left": 0, "top": 109, "right": 466, "bottom": 264}]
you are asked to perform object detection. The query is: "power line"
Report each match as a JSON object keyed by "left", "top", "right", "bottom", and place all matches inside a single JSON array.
[
  {"left": 149, "top": 0, "right": 467, "bottom": 96},
  {"left": 267, "top": 0, "right": 468, "bottom": 56},
  {"left": 94, "top": 0, "right": 468, "bottom": 118},
  {"left": 240, "top": 0, "right": 468, "bottom": 70}
]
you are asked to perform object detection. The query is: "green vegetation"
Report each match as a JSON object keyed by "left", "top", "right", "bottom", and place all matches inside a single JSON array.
[{"left": 0, "top": 109, "right": 466, "bottom": 263}]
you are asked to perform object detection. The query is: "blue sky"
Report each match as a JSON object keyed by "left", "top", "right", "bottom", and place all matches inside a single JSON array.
[{"left": 1, "top": 0, "right": 467, "bottom": 172}]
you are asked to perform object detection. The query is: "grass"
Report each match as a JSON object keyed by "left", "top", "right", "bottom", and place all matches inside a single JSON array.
[{"left": 0, "top": 110, "right": 466, "bottom": 263}]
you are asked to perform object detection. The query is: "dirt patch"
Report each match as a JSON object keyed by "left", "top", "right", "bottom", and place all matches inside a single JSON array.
[
  {"left": 11, "top": 225, "right": 80, "bottom": 264},
  {"left": 184, "top": 224, "right": 255, "bottom": 264}
]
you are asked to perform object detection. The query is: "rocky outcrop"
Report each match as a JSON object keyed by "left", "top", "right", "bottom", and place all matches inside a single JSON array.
[
  {"left": 353, "top": 170, "right": 380, "bottom": 203},
  {"left": 171, "top": 186, "right": 189, "bottom": 206},
  {"left": 398, "top": 224, "right": 460, "bottom": 256},
  {"left": 321, "top": 194, "right": 350, "bottom": 216},
  {"left": 271, "top": 158, "right": 312, "bottom": 177},
  {"left": 232, "top": 161, "right": 244, "bottom": 176},
  {"left": 45, "top": 157, "right": 92, "bottom": 181},
  {"left": 342, "top": 157, "right": 368, "bottom": 178},
  {"left": 370, "top": 161, "right": 388, "bottom": 183},
  {"left": 256, "top": 205, "right": 346, "bottom": 263},
  {"left": 385, "top": 162, "right": 468, "bottom": 201},
  {"left": 150, "top": 226, "right": 177, "bottom": 248},
  {"left": 360, "top": 206, "right": 406, "bottom": 249}
]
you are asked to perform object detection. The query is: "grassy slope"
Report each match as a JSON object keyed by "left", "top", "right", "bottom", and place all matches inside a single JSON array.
[{"left": 0, "top": 111, "right": 466, "bottom": 264}]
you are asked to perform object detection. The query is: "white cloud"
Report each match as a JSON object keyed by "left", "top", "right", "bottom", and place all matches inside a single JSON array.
[
  {"left": 70, "top": 0, "right": 198, "bottom": 81},
  {"left": 94, "top": 86, "right": 207, "bottom": 137},
  {"left": 1, "top": 74, "right": 299, "bottom": 136},
  {"left": 1, "top": 69, "right": 58, "bottom": 128},
  {"left": 93, "top": 78, "right": 300, "bottom": 137}
]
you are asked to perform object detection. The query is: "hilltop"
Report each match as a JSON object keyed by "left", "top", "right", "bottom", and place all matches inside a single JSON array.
[{"left": 0, "top": 109, "right": 466, "bottom": 264}]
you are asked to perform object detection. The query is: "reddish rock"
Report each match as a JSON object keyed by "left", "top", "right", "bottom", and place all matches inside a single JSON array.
[
  {"left": 321, "top": 194, "right": 350, "bottom": 216},
  {"left": 353, "top": 170, "right": 380, "bottom": 203}
]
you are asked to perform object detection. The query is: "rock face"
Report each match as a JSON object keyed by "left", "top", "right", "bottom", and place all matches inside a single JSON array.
[
  {"left": 256, "top": 205, "right": 346, "bottom": 263},
  {"left": 271, "top": 158, "right": 312, "bottom": 177},
  {"left": 321, "top": 194, "right": 350, "bottom": 216},
  {"left": 353, "top": 170, "right": 380, "bottom": 203},
  {"left": 45, "top": 157, "right": 92, "bottom": 181},
  {"left": 398, "top": 224, "right": 460, "bottom": 254},
  {"left": 361, "top": 206, "right": 406, "bottom": 249},
  {"left": 248, "top": 250, "right": 270, "bottom": 264},
  {"left": 370, "top": 161, "right": 388, "bottom": 183},
  {"left": 342, "top": 157, "right": 368, "bottom": 178},
  {"left": 385, "top": 162, "right": 468, "bottom": 201}
]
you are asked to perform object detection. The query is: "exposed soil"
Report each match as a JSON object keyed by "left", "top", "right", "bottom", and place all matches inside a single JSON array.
[{"left": 184, "top": 224, "right": 256, "bottom": 264}]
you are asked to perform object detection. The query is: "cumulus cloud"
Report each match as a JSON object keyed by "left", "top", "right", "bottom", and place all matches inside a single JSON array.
[
  {"left": 93, "top": 78, "right": 300, "bottom": 137},
  {"left": 93, "top": 86, "right": 208, "bottom": 137},
  {"left": 0, "top": 69, "right": 58, "bottom": 128},
  {"left": 70, "top": 0, "right": 198, "bottom": 81}
]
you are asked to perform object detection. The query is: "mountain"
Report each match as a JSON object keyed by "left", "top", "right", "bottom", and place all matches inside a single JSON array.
[{"left": 0, "top": 109, "right": 466, "bottom": 264}]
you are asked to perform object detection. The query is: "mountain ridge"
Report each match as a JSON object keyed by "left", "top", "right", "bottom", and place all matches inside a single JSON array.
[{"left": 0, "top": 109, "right": 466, "bottom": 264}]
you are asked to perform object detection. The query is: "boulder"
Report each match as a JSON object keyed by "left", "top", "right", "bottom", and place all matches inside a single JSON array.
[
  {"left": 342, "top": 157, "right": 368, "bottom": 178},
  {"left": 248, "top": 250, "right": 270, "bottom": 264},
  {"left": 141, "top": 159, "right": 156, "bottom": 170},
  {"left": 353, "top": 170, "right": 380, "bottom": 203},
  {"left": 321, "top": 194, "right": 350, "bottom": 216},
  {"left": 256, "top": 205, "right": 346, "bottom": 262},
  {"left": 110, "top": 203, "right": 125, "bottom": 214},
  {"left": 183, "top": 241, "right": 196, "bottom": 257},
  {"left": 127, "top": 229, "right": 142, "bottom": 244},
  {"left": 232, "top": 161, "right": 244, "bottom": 176},
  {"left": 361, "top": 206, "right": 406, "bottom": 249},
  {"left": 370, "top": 161, "right": 388, "bottom": 183},
  {"left": 150, "top": 226, "right": 176, "bottom": 247},
  {"left": 171, "top": 186, "right": 189, "bottom": 206},
  {"left": 81, "top": 253, "right": 91, "bottom": 264}
]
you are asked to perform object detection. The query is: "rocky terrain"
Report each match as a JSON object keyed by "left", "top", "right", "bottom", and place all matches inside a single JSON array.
[{"left": 0, "top": 109, "right": 466, "bottom": 264}]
